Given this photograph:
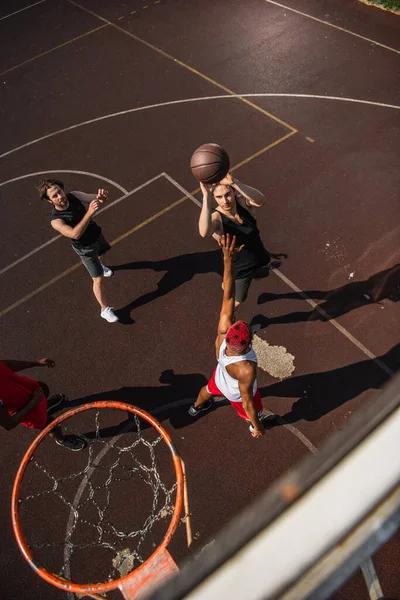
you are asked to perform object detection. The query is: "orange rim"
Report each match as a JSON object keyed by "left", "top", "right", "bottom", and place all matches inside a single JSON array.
[{"left": 11, "top": 401, "right": 184, "bottom": 595}]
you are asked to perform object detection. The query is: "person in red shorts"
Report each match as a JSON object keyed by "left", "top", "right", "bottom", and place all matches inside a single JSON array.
[
  {"left": 0, "top": 358, "right": 85, "bottom": 451},
  {"left": 188, "top": 234, "right": 275, "bottom": 437}
]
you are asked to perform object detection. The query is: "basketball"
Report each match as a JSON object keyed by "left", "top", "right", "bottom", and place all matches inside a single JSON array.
[{"left": 190, "top": 143, "right": 230, "bottom": 184}]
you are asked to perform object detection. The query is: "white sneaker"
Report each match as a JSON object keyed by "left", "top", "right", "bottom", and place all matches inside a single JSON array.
[
  {"left": 102, "top": 265, "right": 113, "bottom": 277},
  {"left": 101, "top": 306, "right": 119, "bottom": 322}
]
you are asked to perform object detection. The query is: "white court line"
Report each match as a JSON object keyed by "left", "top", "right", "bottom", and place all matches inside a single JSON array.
[
  {"left": 163, "top": 175, "right": 394, "bottom": 378},
  {"left": 0, "top": 0, "right": 45, "bottom": 21},
  {"left": 273, "top": 269, "right": 394, "bottom": 377},
  {"left": 264, "top": 0, "right": 400, "bottom": 55},
  {"left": 162, "top": 172, "right": 201, "bottom": 207},
  {"left": 0, "top": 169, "right": 128, "bottom": 193},
  {"left": 0, "top": 170, "right": 130, "bottom": 277},
  {"left": 0, "top": 94, "right": 399, "bottom": 160}
]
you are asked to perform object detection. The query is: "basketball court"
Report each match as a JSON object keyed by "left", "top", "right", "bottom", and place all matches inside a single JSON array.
[{"left": 0, "top": 0, "right": 399, "bottom": 598}]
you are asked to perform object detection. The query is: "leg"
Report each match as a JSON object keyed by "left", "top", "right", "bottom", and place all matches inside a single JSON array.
[
  {"left": 194, "top": 386, "right": 213, "bottom": 409},
  {"left": 189, "top": 369, "right": 221, "bottom": 417},
  {"left": 234, "top": 276, "right": 252, "bottom": 307},
  {"left": 47, "top": 416, "right": 86, "bottom": 451},
  {"left": 92, "top": 275, "right": 108, "bottom": 311}
]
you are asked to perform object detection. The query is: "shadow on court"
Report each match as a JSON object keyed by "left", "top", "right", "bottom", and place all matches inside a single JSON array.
[
  {"left": 252, "top": 263, "right": 400, "bottom": 331},
  {"left": 260, "top": 344, "right": 400, "bottom": 424},
  {"left": 111, "top": 249, "right": 222, "bottom": 324},
  {"left": 65, "top": 369, "right": 219, "bottom": 438}
]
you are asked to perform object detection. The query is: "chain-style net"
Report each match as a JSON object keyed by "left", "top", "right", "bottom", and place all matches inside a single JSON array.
[{"left": 17, "top": 408, "right": 179, "bottom": 591}]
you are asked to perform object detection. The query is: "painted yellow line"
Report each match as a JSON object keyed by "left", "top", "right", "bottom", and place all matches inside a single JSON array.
[
  {"left": 231, "top": 130, "right": 297, "bottom": 171},
  {"left": 0, "top": 131, "right": 295, "bottom": 318},
  {"left": 110, "top": 195, "right": 186, "bottom": 246},
  {"left": 68, "top": 0, "right": 297, "bottom": 133},
  {"left": 0, "top": 24, "right": 108, "bottom": 77},
  {"left": 305, "top": 136, "right": 315, "bottom": 143}
]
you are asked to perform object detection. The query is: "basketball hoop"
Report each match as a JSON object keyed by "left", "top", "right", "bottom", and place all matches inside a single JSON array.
[{"left": 11, "top": 402, "right": 184, "bottom": 599}]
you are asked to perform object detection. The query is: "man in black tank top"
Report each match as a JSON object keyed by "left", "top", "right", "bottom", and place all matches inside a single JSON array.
[
  {"left": 198, "top": 173, "right": 271, "bottom": 306},
  {"left": 38, "top": 179, "right": 118, "bottom": 323}
]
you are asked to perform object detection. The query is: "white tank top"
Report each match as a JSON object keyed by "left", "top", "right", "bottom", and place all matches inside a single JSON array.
[{"left": 215, "top": 339, "right": 258, "bottom": 402}]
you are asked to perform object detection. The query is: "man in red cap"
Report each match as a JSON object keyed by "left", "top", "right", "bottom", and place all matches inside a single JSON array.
[{"left": 189, "top": 234, "right": 271, "bottom": 437}]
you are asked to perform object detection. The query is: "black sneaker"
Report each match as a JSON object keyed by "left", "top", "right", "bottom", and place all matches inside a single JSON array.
[
  {"left": 188, "top": 400, "right": 214, "bottom": 417},
  {"left": 55, "top": 435, "right": 87, "bottom": 451},
  {"left": 249, "top": 413, "right": 278, "bottom": 432},
  {"left": 47, "top": 394, "right": 66, "bottom": 413}
]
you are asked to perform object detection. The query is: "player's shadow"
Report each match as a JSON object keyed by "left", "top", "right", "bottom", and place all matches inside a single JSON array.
[
  {"left": 260, "top": 344, "right": 399, "bottom": 425},
  {"left": 111, "top": 249, "right": 223, "bottom": 324},
  {"left": 112, "top": 248, "right": 288, "bottom": 324},
  {"left": 252, "top": 263, "right": 400, "bottom": 332},
  {"left": 67, "top": 369, "right": 219, "bottom": 438}
]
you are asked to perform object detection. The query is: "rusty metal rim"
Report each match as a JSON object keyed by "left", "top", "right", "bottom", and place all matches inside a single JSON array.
[{"left": 11, "top": 401, "right": 184, "bottom": 595}]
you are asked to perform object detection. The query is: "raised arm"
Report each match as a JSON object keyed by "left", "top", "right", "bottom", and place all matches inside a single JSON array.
[
  {"left": 51, "top": 198, "right": 100, "bottom": 239},
  {"left": 220, "top": 174, "right": 265, "bottom": 208},
  {"left": 198, "top": 182, "right": 221, "bottom": 238},
  {"left": 72, "top": 188, "right": 109, "bottom": 204},
  {"left": 215, "top": 234, "right": 243, "bottom": 356}
]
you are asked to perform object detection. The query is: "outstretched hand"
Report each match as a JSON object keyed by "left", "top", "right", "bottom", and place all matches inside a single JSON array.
[
  {"left": 218, "top": 233, "right": 244, "bottom": 260},
  {"left": 218, "top": 173, "right": 234, "bottom": 186},
  {"left": 96, "top": 188, "right": 108, "bottom": 203}
]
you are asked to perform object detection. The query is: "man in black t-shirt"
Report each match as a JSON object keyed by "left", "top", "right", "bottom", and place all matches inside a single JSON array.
[{"left": 38, "top": 179, "right": 118, "bottom": 323}]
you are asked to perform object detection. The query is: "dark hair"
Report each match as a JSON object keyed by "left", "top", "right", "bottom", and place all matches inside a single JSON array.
[{"left": 36, "top": 179, "right": 64, "bottom": 201}]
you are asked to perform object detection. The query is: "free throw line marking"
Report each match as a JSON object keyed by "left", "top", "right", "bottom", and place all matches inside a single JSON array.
[
  {"left": 264, "top": 0, "right": 400, "bottom": 55},
  {"left": 0, "top": 93, "right": 398, "bottom": 161},
  {"left": 0, "top": 0, "right": 45, "bottom": 21},
  {"left": 68, "top": 0, "right": 297, "bottom": 133},
  {"left": 0, "top": 24, "right": 107, "bottom": 77}
]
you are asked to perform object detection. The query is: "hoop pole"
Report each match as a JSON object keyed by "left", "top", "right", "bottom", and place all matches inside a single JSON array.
[
  {"left": 11, "top": 401, "right": 184, "bottom": 596},
  {"left": 181, "top": 460, "right": 193, "bottom": 547}
]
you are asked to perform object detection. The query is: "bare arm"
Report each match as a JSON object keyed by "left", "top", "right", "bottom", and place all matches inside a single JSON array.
[
  {"left": 238, "top": 366, "right": 265, "bottom": 438},
  {"left": 198, "top": 182, "right": 221, "bottom": 237},
  {"left": 215, "top": 235, "right": 243, "bottom": 357},
  {"left": 51, "top": 199, "right": 100, "bottom": 239},
  {"left": 219, "top": 174, "right": 265, "bottom": 208},
  {"left": 2, "top": 358, "right": 55, "bottom": 372},
  {"left": 233, "top": 180, "right": 265, "bottom": 207},
  {"left": 0, "top": 390, "right": 44, "bottom": 430}
]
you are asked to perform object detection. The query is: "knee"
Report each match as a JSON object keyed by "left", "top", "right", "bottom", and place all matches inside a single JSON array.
[{"left": 92, "top": 275, "right": 103, "bottom": 286}]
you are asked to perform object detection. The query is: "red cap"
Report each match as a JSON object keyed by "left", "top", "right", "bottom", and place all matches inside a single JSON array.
[{"left": 225, "top": 321, "right": 251, "bottom": 352}]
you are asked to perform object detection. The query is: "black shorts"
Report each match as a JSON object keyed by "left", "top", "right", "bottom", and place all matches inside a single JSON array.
[
  {"left": 235, "top": 263, "right": 271, "bottom": 303},
  {"left": 72, "top": 232, "right": 111, "bottom": 278}
]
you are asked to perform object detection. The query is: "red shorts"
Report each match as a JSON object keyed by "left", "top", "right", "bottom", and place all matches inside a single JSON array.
[
  {"left": 19, "top": 396, "right": 48, "bottom": 429},
  {"left": 206, "top": 368, "right": 263, "bottom": 420}
]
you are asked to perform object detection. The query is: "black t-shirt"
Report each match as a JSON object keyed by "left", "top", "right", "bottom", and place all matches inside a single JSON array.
[
  {"left": 214, "top": 203, "right": 270, "bottom": 278},
  {"left": 50, "top": 193, "right": 101, "bottom": 249}
]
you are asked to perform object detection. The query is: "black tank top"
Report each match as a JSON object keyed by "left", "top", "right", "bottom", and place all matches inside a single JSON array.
[
  {"left": 214, "top": 202, "right": 270, "bottom": 278},
  {"left": 50, "top": 193, "right": 101, "bottom": 249}
]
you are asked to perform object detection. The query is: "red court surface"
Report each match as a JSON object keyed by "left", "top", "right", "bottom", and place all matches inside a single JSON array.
[{"left": 0, "top": 1, "right": 399, "bottom": 598}]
